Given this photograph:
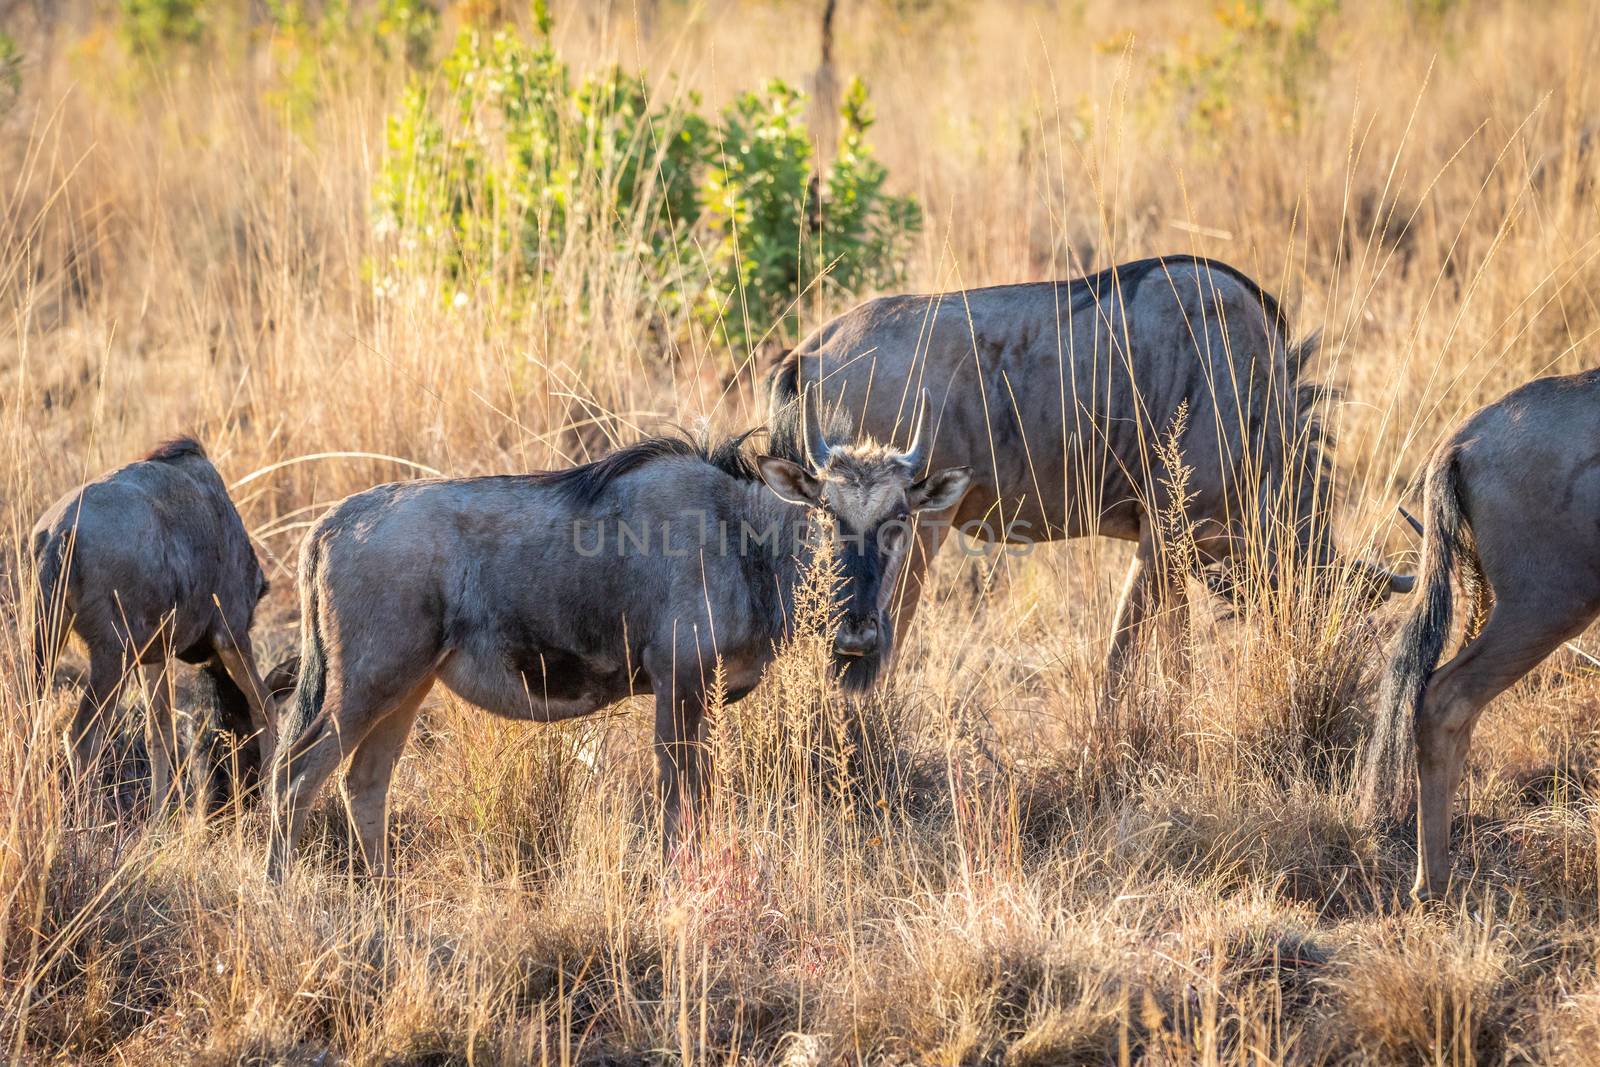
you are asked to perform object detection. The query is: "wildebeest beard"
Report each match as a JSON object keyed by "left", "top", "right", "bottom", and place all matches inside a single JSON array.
[
  {"left": 834, "top": 633, "right": 890, "bottom": 691},
  {"left": 823, "top": 521, "right": 896, "bottom": 691}
]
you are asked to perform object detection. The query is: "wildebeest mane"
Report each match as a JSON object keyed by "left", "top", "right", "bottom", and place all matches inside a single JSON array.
[
  {"left": 537, "top": 435, "right": 743, "bottom": 506},
  {"left": 536, "top": 396, "right": 858, "bottom": 507},
  {"left": 536, "top": 426, "right": 774, "bottom": 506},
  {"left": 766, "top": 255, "right": 1293, "bottom": 404},
  {"left": 144, "top": 435, "right": 208, "bottom": 463}
]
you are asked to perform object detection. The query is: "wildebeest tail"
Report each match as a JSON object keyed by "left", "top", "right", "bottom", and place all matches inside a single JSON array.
[
  {"left": 767, "top": 347, "right": 800, "bottom": 409},
  {"left": 1286, "top": 330, "right": 1321, "bottom": 383},
  {"left": 30, "top": 531, "right": 66, "bottom": 694},
  {"left": 277, "top": 533, "right": 329, "bottom": 766},
  {"left": 1360, "top": 448, "right": 1470, "bottom": 822}
]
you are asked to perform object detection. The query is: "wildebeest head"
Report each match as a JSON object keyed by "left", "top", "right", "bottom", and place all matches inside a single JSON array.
[
  {"left": 1349, "top": 558, "right": 1415, "bottom": 604},
  {"left": 1201, "top": 557, "right": 1409, "bottom": 614},
  {"left": 1296, "top": 504, "right": 1416, "bottom": 609},
  {"left": 757, "top": 390, "right": 971, "bottom": 689},
  {"left": 1235, "top": 376, "right": 1414, "bottom": 612},
  {"left": 1199, "top": 508, "right": 1414, "bottom": 615}
]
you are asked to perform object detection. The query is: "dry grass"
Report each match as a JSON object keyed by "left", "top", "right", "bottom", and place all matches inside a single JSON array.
[{"left": 5, "top": 1, "right": 1600, "bottom": 1063}]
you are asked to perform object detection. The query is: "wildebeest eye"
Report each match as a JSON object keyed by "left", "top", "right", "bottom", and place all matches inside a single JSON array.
[{"left": 878, "top": 518, "right": 910, "bottom": 554}]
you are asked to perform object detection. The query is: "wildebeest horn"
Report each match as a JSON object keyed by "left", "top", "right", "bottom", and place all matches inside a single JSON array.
[
  {"left": 802, "top": 385, "right": 832, "bottom": 472},
  {"left": 1355, "top": 558, "right": 1415, "bottom": 597},
  {"left": 1398, "top": 505, "right": 1424, "bottom": 536},
  {"left": 900, "top": 390, "right": 931, "bottom": 472}
]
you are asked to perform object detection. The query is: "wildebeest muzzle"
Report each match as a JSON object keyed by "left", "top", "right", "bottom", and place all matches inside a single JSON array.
[{"left": 833, "top": 614, "right": 882, "bottom": 658}]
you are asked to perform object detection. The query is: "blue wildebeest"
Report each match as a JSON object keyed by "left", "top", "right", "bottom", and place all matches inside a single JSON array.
[
  {"left": 266, "top": 398, "right": 971, "bottom": 879},
  {"left": 1363, "top": 368, "right": 1600, "bottom": 901},
  {"left": 31, "top": 437, "right": 277, "bottom": 810},
  {"left": 771, "top": 255, "right": 1412, "bottom": 694},
  {"left": 198, "top": 652, "right": 300, "bottom": 810}
]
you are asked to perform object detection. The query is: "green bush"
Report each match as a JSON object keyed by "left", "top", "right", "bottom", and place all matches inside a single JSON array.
[
  {"left": 821, "top": 80, "right": 923, "bottom": 308},
  {"left": 118, "top": 0, "right": 207, "bottom": 57},
  {"left": 265, "top": 1, "right": 440, "bottom": 129},
  {"left": 578, "top": 67, "right": 711, "bottom": 257},
  {"left": 697, "top": 77, "right": 920, "bottom": 355},
  {"left": 374, "top": 0, "right": 440, "bottom": 69},
  {"left": 373, "top": 20, "right": 712, "bottom": 311},
  {"left": 373, "top": 13, "right": 921, "bottom": 358},
  {"left": 697, "top": 81, "right": 816, "bottom": 352}
]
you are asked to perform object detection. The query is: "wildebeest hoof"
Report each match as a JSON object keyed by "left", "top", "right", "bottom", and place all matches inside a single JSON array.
[{"left": 1408, "top": 883, "right": 1446, "bottom": 911}]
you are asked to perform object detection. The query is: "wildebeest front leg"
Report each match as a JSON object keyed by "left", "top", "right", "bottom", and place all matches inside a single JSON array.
[
  {"left": 655, "top": 683, "right": 709, "bottom": 852},
  {"left": 1103, "top": 532, "right": 1163, "bottom": 708},
  {"left": 213, "top": 636, "right": 277, "bottom": 777}
]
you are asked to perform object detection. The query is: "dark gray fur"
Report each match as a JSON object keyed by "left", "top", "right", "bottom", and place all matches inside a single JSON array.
[
  {"left": 770, "top": 255, "right": 1411, "bottom": 694},
  {"left": 267, "top": 420, "right": 969, "bottom": 879},
  {"left": 1362, "top": 368, "right": 1600, "bottom": 900},
  {"left": 30, "top": 437, "right": 276, "bottom": 808}
]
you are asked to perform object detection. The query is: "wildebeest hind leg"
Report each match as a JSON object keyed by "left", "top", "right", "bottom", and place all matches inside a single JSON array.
[
  {"left": 142, "top": 661, "right": 183, "bottom": 817},
  {"left": 1412, "top": 601, "right": 1591, "bottom": 901},
  {"left": 343, "top": 680, "right": 430, "bottom": 879},
  {"left": 212, "top": 635, "right": 276, "bottom": 776},
  {"left": 69, "top": 647, "right": 131, "bottom": 786},
  {"left": 269, "top": 667, "right": 430, "bottom": 879}
]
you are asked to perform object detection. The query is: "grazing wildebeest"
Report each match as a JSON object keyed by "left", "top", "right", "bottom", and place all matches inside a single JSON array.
[
  {"left": 1362, "top": 369, "right": 1600, "bottom": 901},
  {"left": 199, "top": 653, "right": 300, "bottom": 810},
  {"left": 266, "top": 399, "right": 971, "bottom": 879},
  {"left": 31, "top": 437, "right": 277, "bottom": 810},
  {"left": 771, "top": 255, "right": 1413, "bottom": 693}
]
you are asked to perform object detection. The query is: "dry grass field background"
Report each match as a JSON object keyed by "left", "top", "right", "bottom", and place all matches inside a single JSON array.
[{"left": 5, "top": 1, "right": 1600, "bottom": 1063}]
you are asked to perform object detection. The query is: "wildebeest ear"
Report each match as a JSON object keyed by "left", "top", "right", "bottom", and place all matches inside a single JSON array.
[
  {"left": 757, "top": 456, "right": 823, "bottom": 506},
  {"left": 908, "top": 466, "right": 972, "bottom": 513}
]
